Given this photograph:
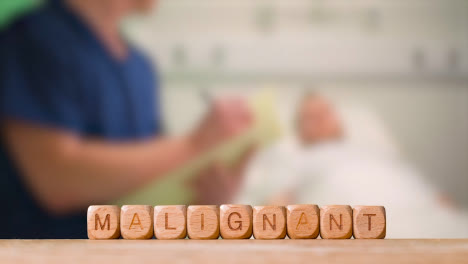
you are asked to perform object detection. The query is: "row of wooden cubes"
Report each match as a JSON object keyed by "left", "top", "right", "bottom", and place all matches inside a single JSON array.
[{"left": 88, "top": 205, "right": 386, "bottom": 240}]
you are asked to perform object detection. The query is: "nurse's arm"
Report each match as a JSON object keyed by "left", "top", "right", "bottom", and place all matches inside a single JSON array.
[{"left": 2, "top": 120, "right": 200, "bottom": 216}]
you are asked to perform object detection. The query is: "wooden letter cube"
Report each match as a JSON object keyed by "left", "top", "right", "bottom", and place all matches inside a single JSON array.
[
  {"left": 253, "top": 206, "right": 286, "bottom": 239},
  {"left": 286, "top": 204, "right": 320, "bottom": 239},
  {"left": 87, "top": 205, "right": 120, "bottom": 239},
  {"left": 353, "top": 206, "right": 386, "bottom": 239},
  {"left": 220, "top": 205, "right": 253, "bottom": 239},
  {"left": 154, "top": 205, "right": 187, "bottom": 239},
  {"left": 120, "top": 205, "right": 154, "bottom": 239},
  {"left": 320, "top": 205, "right": 353, "bottom": 239},
  {"left": 187, "top": 205, "right": 219, "bottom": 239}
]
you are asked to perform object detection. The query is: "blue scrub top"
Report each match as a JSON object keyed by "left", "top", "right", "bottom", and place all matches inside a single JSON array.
[{"left": 0, "top": 0, "right": 162, "bottom": 238}]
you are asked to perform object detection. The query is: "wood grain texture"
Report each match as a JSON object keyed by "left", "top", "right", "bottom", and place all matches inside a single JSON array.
[
  {"left": 320, "top": 205, "right": 353, "bottom": 239},
  {"left": 120, "top": 205, "right": 154, "bottom": 239},
  {"left": 154, "top": 205, "right": 187, "bottom": 239},
  {"left": 187, "top": 205, "right": 220, "bottom": 239},
  {"left": 220, "top": 205, "right": 253, "bottom": 239},
  {"left": 353, "top": 206, "right": 386, "bottom": 239},
  {"left": 2, "top": 240, "right": 467, "bottom": 264},
  {"left": 87, "top": 205, "right": 120, "bottom": 239},
  {"left": 286, "top": 204, "right": 320, "bottom": 239},
  {"left": 253, "top": 206, "right": 286, "bottom": 239}
]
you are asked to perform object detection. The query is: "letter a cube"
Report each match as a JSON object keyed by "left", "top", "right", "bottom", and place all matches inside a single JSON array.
[
  {"left": 120, "top": 205, "right": 154, "bottom": 239},
  {"left": 286, "top": 204, "right": 320, "bottom": 239}
]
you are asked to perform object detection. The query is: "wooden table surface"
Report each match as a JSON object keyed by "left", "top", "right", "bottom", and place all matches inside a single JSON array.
[{"left": 1, "top": 239, "right": 467, "bottom": 264}]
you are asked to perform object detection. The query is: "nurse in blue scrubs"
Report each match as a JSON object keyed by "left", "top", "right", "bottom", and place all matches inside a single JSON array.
[{"left": 0, "top": 0, "right": 252, "bottom": 238}]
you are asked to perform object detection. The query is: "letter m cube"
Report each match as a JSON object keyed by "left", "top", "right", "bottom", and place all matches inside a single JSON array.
[{"left": 87, "top": 205, "right": 121, "bottom": 239}]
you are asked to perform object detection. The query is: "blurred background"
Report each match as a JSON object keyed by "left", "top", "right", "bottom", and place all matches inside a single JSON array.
[
  {"left": 1, "top": 0, "right": 467, "bottom": 238},
  {"left": 124, "top": 0, "right": 468, "bottom": 208}
]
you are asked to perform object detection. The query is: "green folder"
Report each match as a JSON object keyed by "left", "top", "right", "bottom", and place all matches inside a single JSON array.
[
  {"left": 0, "top": 0, "right": 41, "bottom": 30},
  {"left": 116, "top": 90, "right": 281, "bottom": 205}
]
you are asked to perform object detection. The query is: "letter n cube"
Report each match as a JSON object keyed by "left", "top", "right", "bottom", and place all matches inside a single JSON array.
[{"left": 253, "top": 206, "right": 286, "bottom": 239}]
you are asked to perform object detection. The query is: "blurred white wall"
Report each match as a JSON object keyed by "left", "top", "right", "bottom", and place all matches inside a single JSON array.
[{"left": 125, "top": 0, "right": 468, "bottom": 207}]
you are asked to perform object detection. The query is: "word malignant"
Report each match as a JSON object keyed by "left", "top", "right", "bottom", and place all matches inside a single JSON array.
[{"left": 87, "top": 205, "right": 386, "bottom": 240}]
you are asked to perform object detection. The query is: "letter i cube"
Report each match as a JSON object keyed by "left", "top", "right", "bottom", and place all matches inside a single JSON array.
[{"left": 187, "top": 205, "right": 219, "bottom": 239}]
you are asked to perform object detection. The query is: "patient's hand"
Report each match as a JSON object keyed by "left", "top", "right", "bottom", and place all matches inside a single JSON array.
[{"left": 189, "top": 147, "right": 255, "bottom": 204}]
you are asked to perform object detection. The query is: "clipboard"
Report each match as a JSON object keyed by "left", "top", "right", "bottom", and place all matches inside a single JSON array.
[{"left": 116, "top": 89, "right": 281, "bottom": 205}]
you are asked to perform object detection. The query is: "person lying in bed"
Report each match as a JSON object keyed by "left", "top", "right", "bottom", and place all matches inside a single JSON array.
[{"left": 237, "top": 92, "right": 468, "bottom": 238}]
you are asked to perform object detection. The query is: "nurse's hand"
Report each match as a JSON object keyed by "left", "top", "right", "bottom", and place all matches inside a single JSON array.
[
  {"left": 189, "top": 146, "right": 256, "bottom": 204},
  {"left": 189, "top": 97, "right": 253, "bottom": 152}
]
